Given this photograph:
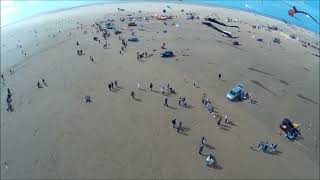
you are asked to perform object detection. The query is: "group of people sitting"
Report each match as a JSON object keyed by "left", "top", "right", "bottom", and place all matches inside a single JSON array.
[{"left": 257, "top": 141, "right": 278, "bottom": 153}]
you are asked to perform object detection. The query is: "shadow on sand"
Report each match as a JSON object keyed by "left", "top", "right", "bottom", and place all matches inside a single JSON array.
[
  {"left": 134, "top": 98, "right": 142, "bottom": 102},
  {"left": 265, "top": 150, "right": 282, "bottom": 155},
  {"left": 167, "top": 105, "right": 177, "bottom": 110},
  {"left": 181, "top": 126, "right": 191, "bottom": 132},
  {"left": 116, "top": 86, "right": 124, "bottom": 90},
  {"left": 205, "top": 144, "right": 215, "bottom": 149}
]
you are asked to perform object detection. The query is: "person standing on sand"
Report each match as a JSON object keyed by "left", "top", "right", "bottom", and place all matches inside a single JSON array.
[
  {"left": 137, "top": 82, "right": 140, "bottom": 90},
  {"left": 178, "top": 97, "right": 182, "bottom": 105},
  {"left": 1, "top": 74, "right": 4, "bottom": 81},
  {"left": 76, "top": 41, "right": 79, "bottom": 45},
  {"left": 108, "top": 84, "right": 112, "bottom": 91},
  {"left": 7, "top": 104, "right": 14, "bottom": 112},
  {"left": 201, "top": 137, "right": 206, "bottom": 146},
  {"left": 218, "top": 73, "right": 221, "bottom": 80},
  {"left": 131, "top": 91, "right": 135, "bottom": 99},
  {"left": 37, "top": 81, "right": 42, "bottom": 88},
  {"left": 149, "top": 83, "right": 153, "bottom": 91},
  {"left": 6, "top": 95, "right": 12, "bottom": 105},
  {"left": 161, "top": 86, "right": 164, "bottom": 94},
  {"left": 224, "top": 115, "right": 229, "bottom": 124},
  {"left": 199, "top": 144, "right": 204, "bottom": 155},
  {"left": 171, "top": 119, "right": 177, "bottom": 128},
  {"left": 7, "top": 88, "right": 11, "bottom": 96},
  {"left": 164, "top": 97, "right": 168, "bottom": 106},
  {"left": 114, "top": 80, "right": 118, "bottom": 87},
  {"left": 111, "top": 82, "right": 114, "bottom": 89},
  {"left": 42, "top": 78, "right": 47, "bottom": 86},
  {"left": 9, "top": 69, "right": 13, "bottom": 74}
]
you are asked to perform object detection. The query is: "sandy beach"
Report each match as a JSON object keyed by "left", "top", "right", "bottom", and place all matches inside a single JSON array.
[{"left": 1, "top": 2, "right": 319, "bottom": 179}]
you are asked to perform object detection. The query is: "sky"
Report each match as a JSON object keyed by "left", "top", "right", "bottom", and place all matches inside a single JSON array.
[{"left": 1, "top": 0, "right": 319, "bottom": 32}]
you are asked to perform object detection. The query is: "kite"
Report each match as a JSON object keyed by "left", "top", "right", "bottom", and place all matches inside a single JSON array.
[{"left": 288, "top": 6, "right": 319, "bottom": 25}]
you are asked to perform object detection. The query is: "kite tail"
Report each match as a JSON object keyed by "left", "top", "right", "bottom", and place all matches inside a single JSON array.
[{"left": 297, "top": 11, "right": 320, "bottom": 25}]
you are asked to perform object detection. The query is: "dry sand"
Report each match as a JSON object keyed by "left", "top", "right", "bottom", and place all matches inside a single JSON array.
[{"left": 1, "top": 2, "right": 319, "bottom": 179}]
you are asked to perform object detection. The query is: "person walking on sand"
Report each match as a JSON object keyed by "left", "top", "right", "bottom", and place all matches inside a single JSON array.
[
  {"left": 177, "top": 121, "right": 182, "bottom": 133},
  {"left": 149, "top": 83, "right": 153, "bottom": 91},
  {"left": 1, "top": 74, "right": 4, "bottom": 81},
  {"left": 131, "top": 91, "right": 135, "bottom": 99},
  {"left": 218, "top": 72, "right": 221, "bottom": 80},
  {"left": 114, "top": 80, "right": 118, "bottom": 87},
  {"left": 164, "top": 97, "right": 168, "bottom": 106},
  {"left": 108, "top": 83, "right": 112, "bottom": 91},
  {"left": 111, "top": 82, "right": 114, "bottom": 89},
  {"left": 137, "top": 82, "right": 140, "bottom": 90}
]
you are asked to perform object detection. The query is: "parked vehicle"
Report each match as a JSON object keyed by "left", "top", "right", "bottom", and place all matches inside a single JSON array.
[
  {"left": 128, "top": 37, "right": 139, "bottom": 42},
  {"left": 226, "top": 84, "right": 244, "bottom": 101},
  {"left": 279, "top": 118, "right": 301, "bottom": 141},
  {"left": 160, "top": 51, "right": 174, "bottom": 58}
]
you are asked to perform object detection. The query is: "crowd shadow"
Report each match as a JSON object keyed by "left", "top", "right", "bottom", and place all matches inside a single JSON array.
[
  {"left": 112, "top": 88, "right": 120, "bottom": 92},
  {"left": 134, "top": 98, "right": 142, "bottom": 102},
  {"left": 265, "top": 150, "right": 282, "bottom": 155},
  {"left": 167, "top": 105, "right": 177, "bottom": 110},
  {"left": 111, "top": 89, "right": 119, "bottom": 93},
  {"left": 178, "top": 131, "right": 188, "bottom": 136},
  {"left": 294, "top": 136, "right": 304, "bottom": 141},
  {"left": 181, "top": 126, "right": 190, "bottom": 132},
  {"left": 116, "top": 86, "right": 124, "bottom": 90},
  {"left": 152, "top": 90, "right": 160, "bottom": 93},
  {"left": 228, "top": 121, "right": 237, "bottom": 127},
  {"left": 185, "top": 104, "right": 194, "bottom": 109},
  {"left": 219, "top": 125, "right": 230, "bottom": 131}
]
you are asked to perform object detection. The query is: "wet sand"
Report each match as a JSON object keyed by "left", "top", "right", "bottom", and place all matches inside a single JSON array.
[{"left": 1, "top": 2, "right": 319, "bottom": 179}]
